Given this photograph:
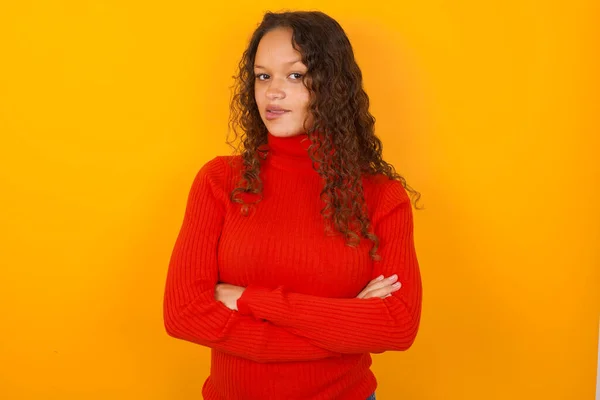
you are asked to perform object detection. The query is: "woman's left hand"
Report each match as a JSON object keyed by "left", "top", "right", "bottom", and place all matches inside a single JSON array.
[{"left": 215, "top": 283, "right": 246, "bottom": 311}]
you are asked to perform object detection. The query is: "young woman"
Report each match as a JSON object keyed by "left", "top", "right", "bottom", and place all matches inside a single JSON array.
[{"left": 163, "top": 10, "right": 423, "bottom": 400}]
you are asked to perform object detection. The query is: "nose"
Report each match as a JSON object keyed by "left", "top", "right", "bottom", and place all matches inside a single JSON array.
[{"left": 266, "top": 79, "right": 286, "bottom": 100}]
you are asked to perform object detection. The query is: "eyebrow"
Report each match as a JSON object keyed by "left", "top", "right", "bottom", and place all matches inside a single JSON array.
[{"left": 254, "top": 59, "right": 304, "bottom": 69}]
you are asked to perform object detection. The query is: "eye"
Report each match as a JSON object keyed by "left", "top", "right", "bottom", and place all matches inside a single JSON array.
[
  {"left": 255, "top": 73, "right": 269, "bottom": 81},
  {"left": 290, "top": 73, "right": 303, "bottom": 80}
]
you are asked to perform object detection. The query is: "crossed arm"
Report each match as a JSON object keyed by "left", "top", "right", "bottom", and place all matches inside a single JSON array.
[{"left": 163, "top": 158, "right": 422, "bottom": 361}]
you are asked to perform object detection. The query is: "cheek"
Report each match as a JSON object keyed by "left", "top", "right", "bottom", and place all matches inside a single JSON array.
[
  {"left": 294, "top": 89, "right": 311, "bottom": 113},
  {"left": 254, "top": 86, "right": 265, "bottom": 107},
  {"left": 301, "top": 96, "right": 313, "bottom": 121}
]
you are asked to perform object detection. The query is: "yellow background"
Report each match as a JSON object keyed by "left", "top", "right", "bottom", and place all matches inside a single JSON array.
[{"left": 1, "top": 1, "right": 598, "bottom": 399}]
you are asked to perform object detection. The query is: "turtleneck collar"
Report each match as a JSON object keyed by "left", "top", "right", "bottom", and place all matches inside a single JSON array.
[{"left": 264, "top": 131, "right": 319, "bottom": 173}]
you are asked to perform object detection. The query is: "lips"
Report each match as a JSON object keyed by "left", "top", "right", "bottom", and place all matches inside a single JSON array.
[{"left": 266, "top": 106, "right": 290, "bottom": 121}]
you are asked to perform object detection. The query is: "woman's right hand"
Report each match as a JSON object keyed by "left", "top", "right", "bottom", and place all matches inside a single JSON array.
[{"left": 356, "top": 274, "right": 402, "bottom": 299}]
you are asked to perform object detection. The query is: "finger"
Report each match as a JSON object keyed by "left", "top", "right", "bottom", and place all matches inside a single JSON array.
[
  {"left": 357, "top": 276, "right": 384, "bottom": 298},
  {"left": 356, "top": 274, "right": 398, "bottom": 299},
  {"left": 358, "top": 275, "right": 398, "bottom": 299},
  {"left": 363, "top": 282, "right": 401, "bottom": 299},
  {"left": 364, "top": 274, "right": 398, "bottom": 292}
]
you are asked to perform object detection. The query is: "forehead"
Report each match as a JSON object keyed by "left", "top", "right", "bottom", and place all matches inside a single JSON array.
[{"left": 255, "top": 27, "right": 303, "bottom": 65}]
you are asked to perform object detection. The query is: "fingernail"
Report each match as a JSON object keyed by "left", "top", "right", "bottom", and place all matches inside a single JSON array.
[
  {"left": 376, "top": 275, "right": 384, "bottom": 280},
  {"left": 388, "top": 274, "right": 398, "bottom": 280},
  {"left": 392, "top": 282, "right": 401, "bottom": 288}
]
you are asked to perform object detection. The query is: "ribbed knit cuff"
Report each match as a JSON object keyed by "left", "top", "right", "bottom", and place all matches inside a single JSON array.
[{"left": 237, "top": 285, "right": 266, "bottom": 316}]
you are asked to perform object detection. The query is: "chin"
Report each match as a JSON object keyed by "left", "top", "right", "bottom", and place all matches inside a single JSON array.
[{"left": 266, "top": 125, "right": 305, "bottom": 137}]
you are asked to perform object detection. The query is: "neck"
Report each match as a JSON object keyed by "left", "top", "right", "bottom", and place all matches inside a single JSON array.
[{"left": 265, "top": 131, "right": 320, "bottom": 173}]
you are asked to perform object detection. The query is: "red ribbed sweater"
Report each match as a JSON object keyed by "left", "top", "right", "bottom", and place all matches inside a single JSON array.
[{"left": 163, "top": 132, "right": 422, "bottom": 400}]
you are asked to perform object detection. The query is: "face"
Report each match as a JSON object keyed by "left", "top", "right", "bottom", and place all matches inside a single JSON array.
[{"left": 254, "top": 27, "right": 314, "bottom": 137}]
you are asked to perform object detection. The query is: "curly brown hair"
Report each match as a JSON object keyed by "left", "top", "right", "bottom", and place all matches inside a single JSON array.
[{"left": 225, "top": 10, "right": 422, "bottom": 261}]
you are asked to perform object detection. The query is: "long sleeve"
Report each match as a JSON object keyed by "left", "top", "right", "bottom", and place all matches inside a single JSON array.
[
  {"left": 163, "top": 157, "right": 342, "bottom": 363},
  {"left": 236, "top": 181, "right": 423, "bottom": 354}
]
